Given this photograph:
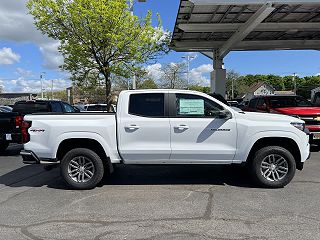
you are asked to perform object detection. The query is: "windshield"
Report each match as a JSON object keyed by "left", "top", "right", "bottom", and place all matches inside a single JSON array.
[{"left": 269, "top": 96, "right": 312, "bottom": 108}]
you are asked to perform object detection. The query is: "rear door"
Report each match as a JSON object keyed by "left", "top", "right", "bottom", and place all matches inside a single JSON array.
[{"left": 117, "top": 92, "right": 171, "bottom": 163}]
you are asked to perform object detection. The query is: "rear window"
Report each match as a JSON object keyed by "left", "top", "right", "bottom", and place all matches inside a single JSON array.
[
  {"left": 129, "top": 93, "right": 164, "bottom": 117},
  {"left": 86, "top": 105, "right": 108, "bottom": 111},
  {"left": 13, "top": 102, "right": 50, "bottom": 114}
]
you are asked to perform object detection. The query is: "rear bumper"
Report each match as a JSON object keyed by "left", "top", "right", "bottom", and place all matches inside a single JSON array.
[
  {"left": 20, "top": 150, "right": 39, "bottom": 164},
  {"left": 20, "top": 150, "right": 59, "bottom": 165}
]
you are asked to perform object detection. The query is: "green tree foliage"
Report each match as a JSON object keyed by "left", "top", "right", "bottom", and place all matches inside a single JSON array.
[
  {"left": 226, "top": 71, "right": 320, "bottom": 99},
  {"left": 27, "top": 0, "right": 170, "bottom": 104},
  {"left": 189, "top": 85, "right": 210, "bottom": 93}
]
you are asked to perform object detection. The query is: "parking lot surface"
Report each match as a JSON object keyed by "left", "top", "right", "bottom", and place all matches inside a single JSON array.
[{"left": 0, "top": 144, "right": 320, "bottom": 240}]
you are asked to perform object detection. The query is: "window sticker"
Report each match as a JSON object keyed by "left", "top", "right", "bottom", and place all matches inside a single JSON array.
[{"left": 179, "top": 99, "right": 204, "bottom": 115}]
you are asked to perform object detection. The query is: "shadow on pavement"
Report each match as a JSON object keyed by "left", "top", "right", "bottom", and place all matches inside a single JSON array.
[
  {"left": 0, "top": 163, "right": 256, "bottom": 190},
  {"left": 0, "top": 144, "right": 23, "bottom": 157}
]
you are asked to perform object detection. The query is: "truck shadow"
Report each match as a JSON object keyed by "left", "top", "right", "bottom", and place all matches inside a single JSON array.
[{"left": 0, "top": 164, "right": 257, "bottom": 189}]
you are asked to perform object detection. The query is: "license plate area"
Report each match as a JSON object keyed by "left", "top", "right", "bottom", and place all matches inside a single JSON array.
[{"left": 313, "top": 133, "right": 320, "bottom": 140}]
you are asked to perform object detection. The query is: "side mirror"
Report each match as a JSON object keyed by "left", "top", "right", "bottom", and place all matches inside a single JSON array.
[{"left": 218, "top": 110, "right": 232, "bottom": 119}]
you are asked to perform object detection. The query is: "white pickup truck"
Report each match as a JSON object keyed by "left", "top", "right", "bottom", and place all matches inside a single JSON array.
[{"left": 20, "top": 90, "right": 310, "bottom": 189}]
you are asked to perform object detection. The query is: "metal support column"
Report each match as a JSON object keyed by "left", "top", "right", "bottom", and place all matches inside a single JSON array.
[{"left": 210, "top": 51, "right": 226, "bottom": 97}]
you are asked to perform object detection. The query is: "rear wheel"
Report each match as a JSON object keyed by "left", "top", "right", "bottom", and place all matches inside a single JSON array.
[
  {"left": 60, "top": 148, "right": 104, "bottom": 190},
  {"left": 0, "top": 141, "right": 9, "bottom": 152},
  {"left": 250, "top": 146, "right": 296, "bottom": 188}
]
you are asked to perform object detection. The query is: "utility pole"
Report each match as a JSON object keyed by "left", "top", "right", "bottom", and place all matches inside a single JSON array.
[
  {"left": 182, "top": 55, "right": 195, "bottom": 89},
  {"left": 40, "top": 72, "right": 45, "bottom": 99},
  {"left": 51, "top": 79, "right": 54, "bottom": 100},
  {"left": 293, "top": 73, "right": 297, "bottom": 95}
]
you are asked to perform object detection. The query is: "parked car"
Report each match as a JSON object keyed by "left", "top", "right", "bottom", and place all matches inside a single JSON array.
[
  {"left": 245, "top": 95, "right": 320, "bottom": 145},
  {"left": 0, "top": 106, "right": 13, "bottom": 112},
  {"left": 0, "top": 100, "right": 77, "bottom": 152},
  {"left": 21, "top": 90, "right": 309, "bottom": 189}
]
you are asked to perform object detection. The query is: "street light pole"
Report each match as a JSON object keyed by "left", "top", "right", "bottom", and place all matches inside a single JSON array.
[
  {"left": 182, "top": 55, "right": 195, "bottom": 89},
  {"left": 129, "top": 0, "right": 146, "bottom": 90},
  {"left": 40, "top": 72, "right": 46, "bottom": 99}
]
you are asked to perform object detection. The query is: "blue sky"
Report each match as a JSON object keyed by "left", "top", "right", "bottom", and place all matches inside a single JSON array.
[{"left": 0, "top": 0, "right": 319, "bottom": 93}]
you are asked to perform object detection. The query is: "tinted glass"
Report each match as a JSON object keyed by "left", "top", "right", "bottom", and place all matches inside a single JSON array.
[
  {"left": 87, "top": 105, "right": 108, "bottom": 111},
  {"left": 269, "top": 96, "right": 312, "bottom": 108},
  {"left": 13, "top": 102, "right": 49, "bottom": 114},
  {"left": 62, "top": 102, "right": 76, "bottom": 112},
  {"left": 51, "top": 102, "right": 63, "bottom": 112},
  {"left": 129, "top": 93, "right": 164, "bottom": 117},
  {"left": 176, "top": 94, "right": 223, "bottom": 117},
  {"left": 249, "top": 98, "right": 259, "bottom": 109},
  {"left": 257, "top": 98, "right": 266, "bottom": 107}
]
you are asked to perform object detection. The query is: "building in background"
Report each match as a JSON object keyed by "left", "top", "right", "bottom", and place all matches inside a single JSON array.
[
  {"left": 0, "top": 93, "right": 37, "bottom": 105},
  {"left": 243, "top": 82, "right": 275, "bottom": 101}
]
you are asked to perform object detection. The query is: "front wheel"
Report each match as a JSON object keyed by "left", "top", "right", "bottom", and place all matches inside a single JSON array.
[
  {"left": 250, "top": 146, "right": 296, "bottom": 188},
  {"left": 60, "top": 148, "right": 105, "bottom": 190}
]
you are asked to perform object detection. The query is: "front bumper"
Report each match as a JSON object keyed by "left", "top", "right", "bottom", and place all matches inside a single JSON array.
[{"left": 21, "top": 150, "right": 59, "bottom": 165}]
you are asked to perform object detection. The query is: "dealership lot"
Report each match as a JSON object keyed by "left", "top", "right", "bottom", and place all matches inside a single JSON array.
[{"left": 0, "top": 144, "right": 320, "bottom": 240}]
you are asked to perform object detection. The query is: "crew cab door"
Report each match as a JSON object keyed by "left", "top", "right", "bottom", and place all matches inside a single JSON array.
[
  {"left": 169, "top": 93, "right": 237, "bottom": 163},
  {"left": 117, "top": 92, "right": 170, "bottom": 163}
]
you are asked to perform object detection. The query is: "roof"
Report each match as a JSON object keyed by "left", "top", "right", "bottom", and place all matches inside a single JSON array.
[
  {"left": 170, "top": 0, "right": 320, "bottom": 57},
  {"left": 248, "top": 82, "right": 274, "bottom": 92}
]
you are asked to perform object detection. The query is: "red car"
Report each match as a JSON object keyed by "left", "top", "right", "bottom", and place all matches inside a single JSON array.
[{"left": 245, "top": 95, "right": 320, "bottom": 145}]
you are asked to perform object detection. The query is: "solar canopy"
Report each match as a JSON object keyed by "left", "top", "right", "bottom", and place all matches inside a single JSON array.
[{"left": 170, "top": 0, "right": 320, "bottom": 95}]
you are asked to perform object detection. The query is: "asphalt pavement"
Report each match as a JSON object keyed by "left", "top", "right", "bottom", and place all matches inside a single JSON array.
[{"left": 0, "top": 144, "right": 320, "bottom": 240}]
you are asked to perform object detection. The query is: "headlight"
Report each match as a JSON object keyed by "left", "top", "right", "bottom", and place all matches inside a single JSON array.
[{"left": 291, "top": 122, "right": 305, "bottom": 131}]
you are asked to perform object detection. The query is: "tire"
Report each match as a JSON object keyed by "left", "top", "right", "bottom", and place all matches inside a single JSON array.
[
  {"left": 60, "top": 148, "right": 105, "bottom": 190},
  {"left": 0, "top": 141, "right": 9, "bottom": 152},
  {"left": 250, "top": 146, "right": 296, "bottom": 188}
]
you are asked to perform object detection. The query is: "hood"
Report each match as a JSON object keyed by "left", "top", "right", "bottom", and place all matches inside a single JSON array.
[
  {"left": 237, "top": 111, "right": 303, "bottom": 123},
  {"left": 273, "top": 107, "right": 320, "bottom": 116}
]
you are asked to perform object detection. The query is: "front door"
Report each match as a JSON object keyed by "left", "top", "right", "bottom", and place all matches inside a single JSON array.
[
  {"left": 118, "top": 92, "right": 171, "bottom": 163},
  {"left": 169, "top": 93, "right": 237, "bottom": 163}
]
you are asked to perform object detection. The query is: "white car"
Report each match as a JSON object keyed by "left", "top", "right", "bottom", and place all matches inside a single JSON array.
[{"left": 21, "top": 90, "right": 310, "bottom": 189}]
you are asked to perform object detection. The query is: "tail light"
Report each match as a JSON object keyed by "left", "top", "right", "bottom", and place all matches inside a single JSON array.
[
  {"left": 15, "top": 116, "right": 23, "bottom": 128},
  {"left": 21, "top": 121, "right": 32, "bottom": 143}
]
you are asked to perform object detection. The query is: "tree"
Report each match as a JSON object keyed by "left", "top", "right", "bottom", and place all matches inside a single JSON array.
[
  {"left": 27, "top": 0, "right": 170, "bottom": 105},
  {"left": 159, "top": 63, "right": 187, "bottom": 89},
  {"left": 226, "top": 70, "right": 241, "bottom": 99}
]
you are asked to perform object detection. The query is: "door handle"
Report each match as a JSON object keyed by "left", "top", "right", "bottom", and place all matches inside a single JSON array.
[
  {"left": 125, "top": 124, "right": 140, "bottom": 130},
  {"left": 175, "top": 125, "right": 189, "bottom": 130}
]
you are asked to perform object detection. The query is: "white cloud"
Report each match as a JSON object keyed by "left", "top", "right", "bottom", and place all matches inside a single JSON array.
[
  {"left": 145, "top": 63, "right": 163, "bottom": 81},
  {"left": 16, "top": 68, "right": 33, "bottom": 78},
  {"left": 0, "top": 80, "right": 5, "bottom": 92},
  {"left": 0, "top": 1, "right": 63, "bottom": 70},
  {"left": 189, "top": 64, "right": 213, "bottom": 86},
  {"left": 0, "top": 47, "right": 21, "bottom": 65},
  {"left": 1, "top": 78, "right": 71, "bottom": 93}
]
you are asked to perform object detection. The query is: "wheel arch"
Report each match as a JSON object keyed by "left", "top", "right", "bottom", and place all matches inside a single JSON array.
[
  {"left": 246, "top": 137, "right": 302, "bottom": 170},
  {"left": 56, "top": 138, "right": 113, "bottom": 173}
]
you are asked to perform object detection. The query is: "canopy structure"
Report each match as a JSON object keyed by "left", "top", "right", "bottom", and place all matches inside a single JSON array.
[{"left": 170, "top": 0, "right": 320, "bottom": 96}]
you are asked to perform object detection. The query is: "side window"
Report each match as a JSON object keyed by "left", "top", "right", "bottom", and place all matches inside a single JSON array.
[
  {"left": 62, "top": 102, "right": 75, "bottom": 113},
  {"left": 51, "top": 102, "right": 63, "bottom": 112},
  {"left": 249, "top": 98, "right": 259, "bottom": 109},
  {"left": 256, "top": 98, "right": 266, "bottom": 108},
  {"left": 129, "top": 93, "right": 165, "bottom": 117},
  {"left": 175, "top": 94, "right": 223, "bottom": 118}
]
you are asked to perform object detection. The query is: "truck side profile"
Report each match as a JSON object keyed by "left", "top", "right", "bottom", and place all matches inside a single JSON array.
[{"left": 21, "top": 90, "right": 310, "bottom": 189}]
